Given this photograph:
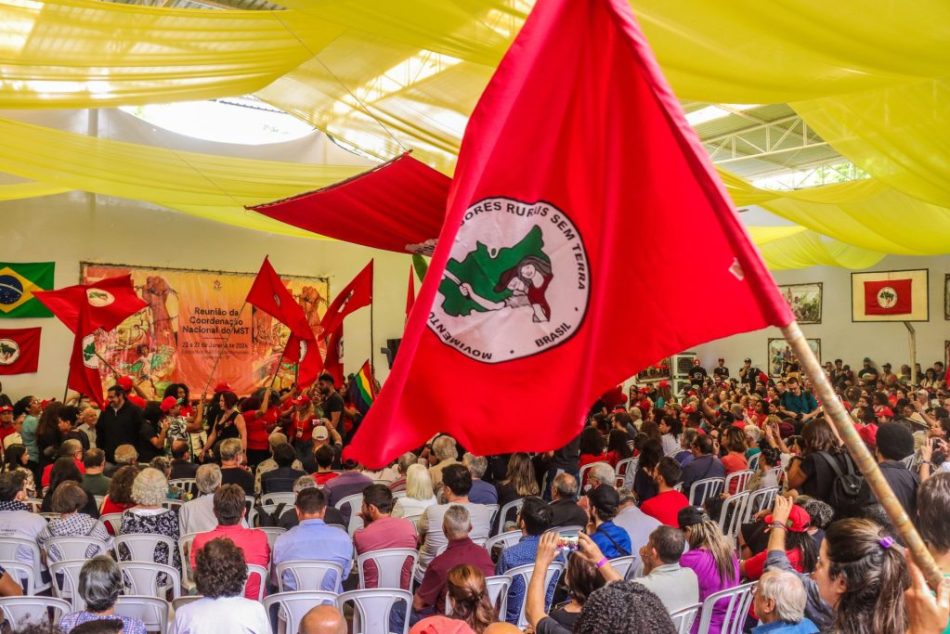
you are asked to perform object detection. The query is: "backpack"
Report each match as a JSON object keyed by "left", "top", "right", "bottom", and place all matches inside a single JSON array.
[
  {"left": 818, "top": 451, "right": 873, "bottom": 517},
  {"left": 253, "top": 501, "right": 286, "bottom": 527}
]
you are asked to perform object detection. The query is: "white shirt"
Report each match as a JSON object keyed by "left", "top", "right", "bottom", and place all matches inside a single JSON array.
[
  {"left": 169, "top": 596, "right": 270, "bottom": 634},
  {"left": 417, "top": 502, "right": 494, "bottom": 574},
  {"left": 179, "top": 495, "right": 217, "bottom": 536},
  {"left": 634, "top": 563, "right": 700, "bottom": 614},
  {"left": 613, "top": 504, "right": 661, "bottom": 577},
  {"left": 0, "top": 508, "right": 47, "bottom": 565}
]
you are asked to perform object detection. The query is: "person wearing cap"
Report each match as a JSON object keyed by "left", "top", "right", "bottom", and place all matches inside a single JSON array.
[
  {"left": 289, "top": 394, "right": 317, "bottom": 459},
  {"left": 585, "top": 485, "right": 631, "bottom": 558},
  {"left": 713, "top": 358, "right": 730, "bottom": 381},
  {"left": 742, "top": 502, "right": 816, "bottom": 580},
  {"left": 739, "top": 358, "right": 761, "bottom": 390},
  {"left": 301, "top": 423, "right": 342, "bottom": 473},
  {"left": 873, "top": 422, "right": 919, "bottom": 517},
  {"left": 98, "top": 383, "right": 146, "bottom": 464},
  {"left": 0, "top": 405, "right": 17, "bottom": 448}
]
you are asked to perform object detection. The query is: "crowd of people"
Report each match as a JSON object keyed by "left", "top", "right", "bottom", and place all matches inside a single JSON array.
[{"left": 0, "top": 355, "right": 948, "bottom": 634}]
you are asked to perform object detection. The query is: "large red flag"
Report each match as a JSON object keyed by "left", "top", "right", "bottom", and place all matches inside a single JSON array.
[
  {"left": 68, "top": 311, "right": 105, "bottom": 407},
  {"left": 863, "top": 278, "right": 913, "bottom": 315},
  {"left": 34, "top": 275, "right": 146, "bottom": 336},
  {"left": 324, "top": 325, "right": 344, "bottom": 387},
  {"left": 405, "top": 266, "right": 416, "bottom": 321},
  {"left": 345, "top": 0, "right": 792, "bottom": 467},
  {"left": 284, "top": 334, "right": 324, "bottom": 389},
  {"left": 245, "top": 257, "right": 314, "bottom": 341},
  {"left": 320, "top": 261, "right": 373, "bottom": 336}
]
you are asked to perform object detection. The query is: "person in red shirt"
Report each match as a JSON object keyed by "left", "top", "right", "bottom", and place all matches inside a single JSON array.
[
  {"left": 720, "top": 427, "right": 749, "bottom": 494},
  {"left": 740, "top": 502, "right": 816, "bottom": 580},
  {"left": 639, "top": 457, "right": 689, "bottom": 527},
  {"left": 353, "top": 484, "right": 418, "bottom": 589},
  {"left": 190, "top": 484, "right": 270, "bottom": 600},
  {"left": 242, "top": 391, "right": 280, "bottom": 468},
  {"left": 289, "top": 396, "right": 318, "bottom": 459},
  {"left": 0, "top": 405, "right": 16, "bottom": 447},
  {"left": 40, "top": 439, "right": 86, "bottom": 489}
]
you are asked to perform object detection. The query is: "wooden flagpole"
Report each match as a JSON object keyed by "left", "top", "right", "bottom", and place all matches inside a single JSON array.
[{"left": 782, "top": 320, "right": 943, "bottom": 589}]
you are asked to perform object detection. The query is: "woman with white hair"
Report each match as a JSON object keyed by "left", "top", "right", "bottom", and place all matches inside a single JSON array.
[
  {"left": 751, "top": 569, "right": 818, "bottom": 633},
  {"left": 119, "top": 467, "right": 180, "bottom": 570},
  {"left": 392, "top": 463, "right": 436, "bottom": 525}
]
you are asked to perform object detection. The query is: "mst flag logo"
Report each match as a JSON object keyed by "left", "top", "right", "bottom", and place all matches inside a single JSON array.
[
  {"left": 0, "top": 339, "right": 20, "bottom": 365},
  {"left": 82, "top": 335, "right": 99, "bottom": 369},
  {"left": 86, "top": 288, "right": 115, "bottom": 308},
  {"left": 429, "top": 197, "right": 589, "bottom": 363}
]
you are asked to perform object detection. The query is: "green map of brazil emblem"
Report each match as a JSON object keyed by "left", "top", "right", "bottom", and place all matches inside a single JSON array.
[{"left": 429, "top": 197, "right": 590, "bottom": 363}]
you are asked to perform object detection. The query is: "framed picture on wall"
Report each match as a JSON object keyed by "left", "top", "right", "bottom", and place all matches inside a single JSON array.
[
  {"left": 778, "top": 283, "right": 822, "bottom": 324},
  {"left": 851, "top": 269, "right": 929, "bottom": 322},
  {"left": 944, "top": 274, "right": 949, "bottom": 320},
  {"left": 767, "top": 338, "right": 820, "bottom": 378}
]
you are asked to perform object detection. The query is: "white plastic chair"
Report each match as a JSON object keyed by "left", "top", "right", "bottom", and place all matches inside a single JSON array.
[
  {"left": 99, "top": 512, "right": 124, "bottom": 535},
  {"left": 115, "top": 595, "right": 169, "bottom": 634},
  {"left": 670, "top": 602, "right": 701, "bottom": 634},
  {"left": 261, "top": 492, "right": 297, "bottom": 507},
  {"left": 747, "top": 454, "right": 760, "bottom": 472},
  {"left": 718, "top": 491, "right": 750, "bottom": 539},
  {"left": 171, "top": 595, "right": 204, "bottom": 611},
  {"left": 178, "top": 532, "right": 199, "bottom": 593},
  {"left": 485, "top": 530, "right": 523, "bottom": 561},
  {"left": 335, "top": 493, "right": 365, "bottom": 536},
  {"left": 46, "top": 536, "right": 111, "bottom": 562},
  {"left": 49, "top": 559, "right": 88, "bottom": 609},
  {"left": 259, "top": 526, "right": 287, "bottom": 550},
  {"left": 543, "top": 525, "right": 584, "bottom": 540},
  {"left": 169, "top": 478, "right": 198, "bottom": 498},
  {"left": 0, "top": 536, "right": 47, "bottom": 593},
  {"left": 615, "top": 457, "right": 636, "bottom": 488},
  {"left": 505, "top": 561, "right": 564, "bottom": 628},
  {"left": 117, "top": 561, "right": 182, "bottom": 599},
  {"left": 608, "top": 555, "right": 637, "bottom": 581},
  {"left": 688, "top": 477, "right": 724, "bottom": 506},
  {"left": 337, "top": 589, "right": 412, "bottom": 634},
  {"left": 114, "top": 533, "right": 178, "bottom": 564},
  {"left": 494, "top": 498, "right": 524, "bottom": 535},
  {"left": 40, "top": 512, "right": 61, "bottom": 521},
  {"left": 94, "top": 495, "right": 105, "bottom": 511},
  {"left": 275, "top": 560, "right": 346, "bottom": 593},
  {"left": 485, "top": 575, "right": 512, "bottom": 619},
  {"left": 161, "top": 499, "right": 184, "bottom": 513},
  {"left": 578, "top": 461, "right": 612, "bottom": 488},
  {"left": 724, "top": 470, "right": 755, "bottom": 494},
  {"left": 0, "top": 596, "right": 70, "bottom": 629},
  {"left": 742, "top": 487, "right": 779, "bottom": 524},
  {"left": 264, "top": 590, "right": 338, "bottom": 634},
  {"left": 695, "top": 581, "right": 756, "bottom": 634},
  {"left": 247, "top": 563, "right": 268, "bottom": 602},
  {"left": 357, "top": 548, "right": 418, "bottom": 590}
]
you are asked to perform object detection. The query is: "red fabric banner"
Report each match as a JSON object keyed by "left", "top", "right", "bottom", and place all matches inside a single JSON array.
[
  {"left": 34, "top": 275, "right": 146, "bottom": 336},
  {"left": 345, "top": 0, "right": 792, "bottom": 467},
  {"left": 246, "top": 257, "right": 315, "bottom": 342},
  {"left": 863, "top": 279, "right": 913, "bottom": 315},
  {"left": 406, "top": 266, "right": 415, "bottom": 321},
  {"left": 68, "top": 313, "right": 105, "bottom": 407},
  {"left": 324, "top": 325, "right": 344, "bottom": 387},
  {"left": 249, "top": 154, "right": 450, "bottom": 253},
  {"left": 320, "top": 261, "right": 373, "bottom": 336},
  {"left": 0, "top": 327, "right": 40, "bottom": 375}
]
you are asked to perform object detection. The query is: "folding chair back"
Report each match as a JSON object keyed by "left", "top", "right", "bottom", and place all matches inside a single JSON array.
[
  {"left": 696, "top": 582, "right": 756, "bottom": 634},
  {"left": 115, "top": 595, "right": 169, "bottom": 634},
  {"left": 275, "top": 560, "right": 345, "bottom": 593},
  {"left": 335, "top": 493, "right": 365, "bottom": 536},
  {"left": 506, "top": 561, "right": 564, "bottom": 628},
  {"left": 724, "top": 470, "right": 755, "bottom": 494},
  {"left": 0, "top": 596, "right": 70, "bottom": 629},
  {"left": 114, "top": 533, "right": 177, "bottom": 564},
  {"left": 46, "top": 536, "right": 110, "bottom": 562},
  {"left": 669, "top": 602, "right": 701, "bottom": 634},
  {"left": 356, "top": 548, "right": 418, "bottom": 590},
  {"left": 0, "top": 536, "right": 45, "bottom": 593},
  {"left": 49, "top": 559, "right": 88, "bottom": 610},
  {"left": 117, "top": 561, "right": 181, "bottom": 599},
  {"left": 718, "top": 491, "right": 750, "bottom": 539},
  {"left": 608, "top": 555, "right": 637, "bottom": 581},
  {"left": 337, "top": 589, "right": 412, "bottom": 634},
  {"left": 688, "top": 477, "right": 724, "bottom": 506},
  {"left": 263, "top": 591, "right": 337, "bottom": 634}
]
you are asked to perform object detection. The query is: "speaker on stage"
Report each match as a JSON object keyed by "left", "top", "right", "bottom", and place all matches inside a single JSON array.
[{"left": 381, "top": 338, "right": 402, "bottom": 368}]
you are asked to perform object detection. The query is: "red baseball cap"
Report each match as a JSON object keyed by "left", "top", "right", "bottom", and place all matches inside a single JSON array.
[
  {"left": 658, "top": 380, "right": 670, "bottom": 389},
  {"left": 875, "top": 406, "right": 894, "bottom": 418},
  {"left": 213, "top": 382, "right": 233, "bottom": 394},
  {"left": 291, "top": 396, "right": 310, "bottom": 407},
  {"left": 116, "top": 376, "right": 134, "bottom": 392},
  {"left": 159, "top": 396, "right": 179, "bottom": 413},
  {"left": 765, "top": 504, "right": 811, "bottom": 532},
  {"left": 0, "top": 405, "right": 12, "bottom": 414}
]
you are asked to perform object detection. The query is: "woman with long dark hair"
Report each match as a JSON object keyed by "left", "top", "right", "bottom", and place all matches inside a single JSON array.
[
  {"left": 604, "top": 429, "right": 632, "bottom": 466},
  {"left": 786, "top": 419, "right": 842, "bottom": 504},
  {"left": 496, "top": 452, "right": 539, "bottom": 528},
  {"left": 200, "top": 391, "right": 246, "bottom": 461},
  {"left": 35, "top": 401, "right": 64, "bottom": 469},
  {"left": 2, "top": 444, "right": 36, "bottom": 498}
]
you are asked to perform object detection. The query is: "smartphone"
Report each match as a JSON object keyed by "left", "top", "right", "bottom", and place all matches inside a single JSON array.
[{"left": 556, "top": 536, "right": 579, "bottom": 552}]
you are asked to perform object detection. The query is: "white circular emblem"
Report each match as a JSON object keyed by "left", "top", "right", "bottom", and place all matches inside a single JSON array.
[
  {"left": 0, "top": 339, "right": 20, "bottom": 365},
  {"left": 81, "top": 335, "right": 98, "bottom": 369},
  {"left": 86, "top": 288, "right": 115, "bottom": 307},
  {"left": 876, "top": 286, "right": 898, "bottom": 309},
  {"left": 428, "top": 197, "right": 590, "bottom": 363}
]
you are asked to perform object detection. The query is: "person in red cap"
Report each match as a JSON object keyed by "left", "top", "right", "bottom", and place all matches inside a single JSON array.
[
  {"left": 741, "top": 499, "right": 817, "bottom": 580},
  {"left": 0, "top": 405, "right": 16, "bottom": 448},
  {"left": 289, "top": 394, "right": 318, "bottom": 459}
]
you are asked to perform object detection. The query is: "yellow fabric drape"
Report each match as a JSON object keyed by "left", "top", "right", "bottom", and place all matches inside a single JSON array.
[
  {"left": 0, "top": 116, "right": 364, "bottom": 236},
  {"left": 746, "top": 226, "right": 885, "bottom": 270},
  {"left": 0, "top": 181, "right": 70, "bottom": 200},
  {"left": 721, "top": 173, "right": 950, "bottom": 256},
  {"left": 0, "top": 0, "right": 345, "bottom": 108},
  {"left": 793, "top": 78, "right": 950, "bottom": 208}
]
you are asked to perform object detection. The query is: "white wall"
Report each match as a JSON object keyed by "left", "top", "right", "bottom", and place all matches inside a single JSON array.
[
  {"left": 0, "top": 191, "right": 411, "bottom": 398},
  {"left": 693, "top": 255, "right": 950, "bottom": 375}
]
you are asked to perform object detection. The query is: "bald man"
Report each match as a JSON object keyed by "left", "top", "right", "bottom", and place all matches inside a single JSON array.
[{"left": 300, "top": 605, "right": 347, "bottom": 634}]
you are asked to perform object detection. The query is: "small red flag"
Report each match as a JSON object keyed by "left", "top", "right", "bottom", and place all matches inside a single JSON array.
[
  {"left": 34, "top": 275, "right": 146, "bottom": 336},
  {"left": 324, "top": 325, "right": 344, "bottom": 387},
  {"left": 321, "top": 261, "right": 373, "bottom": 336},
  {"left": 285, "top": 334, "right": 324, "bottom": 389},
  {"left": 0, "top": 327, "right": 41, "bottom": 375},
  {"left": 68, "top": 312, "right": 105, "bottom": 407},
  {"left": 863, "top": 279, "right": 913, "bottom": 315},
  {"left": 246, "top": 257, "right": 314, "bottom": 342},
  {"left": 406, "top": 266, "right": 416, "bottom": 321},
  {"left": 345, "top": 0, "right": 792, "bottom": 467}
]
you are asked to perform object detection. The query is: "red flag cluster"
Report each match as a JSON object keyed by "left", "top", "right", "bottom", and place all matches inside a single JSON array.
[
  {"left": 35, "top": 275, "right": 147, "bottom": 407},
  {"left": 345, "top": 0, "right": 792, "bottom": 467}
]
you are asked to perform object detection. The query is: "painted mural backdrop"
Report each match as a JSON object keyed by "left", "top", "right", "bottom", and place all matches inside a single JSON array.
[{"left": 81, "top": 263, "right": 328, "bottom": 398}]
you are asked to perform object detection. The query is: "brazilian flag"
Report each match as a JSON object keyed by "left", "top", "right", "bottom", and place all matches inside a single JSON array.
[{"left": 0, "top": 262, "right": 54, "bottom": 318}]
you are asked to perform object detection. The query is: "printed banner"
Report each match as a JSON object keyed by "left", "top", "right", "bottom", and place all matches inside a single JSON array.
[
  {"left": 0, "top": 327, "right": 41, "bottom": 374},
  {"left": 81, "top": 263, "right": 328, "bottom": 398},
  {"left": 0, "top": 262, "right": 54, "bottom": 318},
  {"left": 851, "top": 269, "right": 928, "bottom": 322}
]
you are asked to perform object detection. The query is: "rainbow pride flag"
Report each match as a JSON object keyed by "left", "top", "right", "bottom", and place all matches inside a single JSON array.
[{"left": 349, "top": 360, "right": 377, "bottom": 415}]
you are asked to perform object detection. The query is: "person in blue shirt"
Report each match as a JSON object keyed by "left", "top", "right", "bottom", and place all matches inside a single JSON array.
[
  {"left": 496, "top": 496, "right": 555, "bottom": 624},
  {"left": 271, "top": 487, "right": 353, "bottom": 592},
  {"left": 751, "top": 569, "right": 819, "bottom": 633},
  {"left": 778, "top": 379, "right": 820, "bottom": 425},
  {"left": 585, "top": 485, "right": 631, "bottom": 558}
]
